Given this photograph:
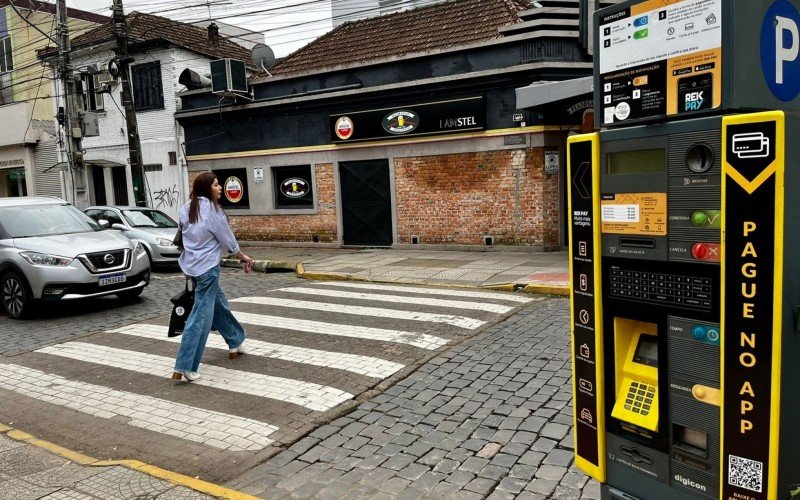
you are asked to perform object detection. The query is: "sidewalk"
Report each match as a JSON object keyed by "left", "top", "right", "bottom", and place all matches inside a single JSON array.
[
  {"left": 226, "top": 245, "right": 570, "bottom": 296},
  {"left": 0, "top": 425, "right": 227, "bottom": 500}
]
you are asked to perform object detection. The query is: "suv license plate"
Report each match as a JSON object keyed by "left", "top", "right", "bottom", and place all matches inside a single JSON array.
[{"left": 99, "top": 273, "right": 127, "bottom": 286}]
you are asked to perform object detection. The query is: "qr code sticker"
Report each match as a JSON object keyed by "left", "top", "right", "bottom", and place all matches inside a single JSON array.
[{"left": 728, "top": 454, "right": 763, "bottom": 493}]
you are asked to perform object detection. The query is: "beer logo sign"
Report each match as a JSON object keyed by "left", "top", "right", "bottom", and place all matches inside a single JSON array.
[
  {"left": 224, "top": 176, "right": 244, "bottom": 203},
  {"left": 280, "top": 177, "right": 310, "bottom": 198},
  {"left": 383, "top": 110, "right": 419, "bottom": 134},
  {"left": 335, "top": 116, "right": 354, "bottom": 140}
]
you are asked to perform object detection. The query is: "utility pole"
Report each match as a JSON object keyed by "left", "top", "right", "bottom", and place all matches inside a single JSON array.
[
  {"left": 112, "top": 0, "right": 147, "bottom": 207},
  {"left": 56, "top": 0, "right": 86, "bottom": 202}
]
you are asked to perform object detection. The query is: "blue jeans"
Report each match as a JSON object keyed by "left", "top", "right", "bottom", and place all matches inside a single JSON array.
[{"left": 174, "top": 265, "right": 245, "bottom": 372}]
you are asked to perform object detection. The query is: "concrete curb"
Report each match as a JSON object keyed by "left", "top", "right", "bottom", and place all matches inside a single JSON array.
[
  {"left": 295, "top": 265, "right": 571, "bottom": 296},
  {"left": 0, "top": 425, "right": 259, "bottom": 500},
  {"left": 521, "top": 283, "right": 570, "bottom": 296},
  {"left": 221, "top": 258, "right": 295, "bottom": 272}
]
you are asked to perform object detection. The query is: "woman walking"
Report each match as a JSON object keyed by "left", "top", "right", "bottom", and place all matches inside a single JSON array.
[{"left": 172, "top": 172, "right": 253, "bottom": 382}]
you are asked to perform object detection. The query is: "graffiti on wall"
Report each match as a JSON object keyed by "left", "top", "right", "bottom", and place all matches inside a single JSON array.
[{"left": 153, "top": 185, "right": 180, "bottom": 209}]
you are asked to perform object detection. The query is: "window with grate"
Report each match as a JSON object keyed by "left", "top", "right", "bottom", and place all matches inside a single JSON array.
[
  {"left": 168, "top": 151, "right": 177, "bottom": 165},
  {"left": 131, "top": 61, "right": 164, "bottom": 111},
  {"left": 0, "top": 36, "right": 12, "bottom": 73},
  {"left": 80, "top": 73, "right": 104, "bottom": 111},
  {"left": 144, "top": 164, "right": 162, "bottom": 172}
]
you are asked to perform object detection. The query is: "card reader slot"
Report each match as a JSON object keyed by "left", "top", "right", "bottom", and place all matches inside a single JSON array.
[{"left": 619, "top": 237, "right": 656, "bottom": 249}]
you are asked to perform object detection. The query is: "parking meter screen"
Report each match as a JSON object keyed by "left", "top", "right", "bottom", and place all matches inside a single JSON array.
[
  {"left": 633, "top": 335, "right": 658, "bottom": 367},
  {"left": 607, "top": 149, "right": 665, "bottom": 174}
]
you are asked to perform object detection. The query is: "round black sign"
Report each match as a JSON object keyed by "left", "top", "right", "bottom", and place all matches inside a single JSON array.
[{"left": 280, "top": 177, "right": 310, "bottom": 198}]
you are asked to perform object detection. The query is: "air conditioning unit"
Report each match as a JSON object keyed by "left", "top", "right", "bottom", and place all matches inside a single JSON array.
[
  {"left": 210, "top": 59, "right": 248, "bottom": 96},
  {"left": 96, "top": 70, "right": 117, "bottom": 86}
]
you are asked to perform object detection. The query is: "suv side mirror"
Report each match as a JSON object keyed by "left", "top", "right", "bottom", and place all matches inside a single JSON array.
[
  {"left": 98, "top": 219, "right": 110, "bottom": 229},
  {"left": 111, "top": 223, "right": 127, "bottom": 231}
]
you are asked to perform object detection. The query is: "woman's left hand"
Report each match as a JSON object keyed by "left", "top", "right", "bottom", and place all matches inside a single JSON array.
[{"left": 236, "top": 251, "right": 253, "bottom": 265}]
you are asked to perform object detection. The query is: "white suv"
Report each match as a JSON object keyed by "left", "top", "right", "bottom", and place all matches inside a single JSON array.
[{"left": 0, "top": 197, "right": 151, "bottom": 318}]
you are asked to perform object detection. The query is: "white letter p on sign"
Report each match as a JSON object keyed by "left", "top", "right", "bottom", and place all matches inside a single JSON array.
[{"left": 776, "top": 15, "right": 799, "bottom": 84}]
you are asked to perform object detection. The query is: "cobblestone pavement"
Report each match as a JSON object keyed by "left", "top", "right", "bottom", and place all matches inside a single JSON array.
[
  {"left": 0, "top": 268, "right": 301, "bottom": 356},
  {"left": 229, "top": 297, "right": 600, "bottom": 500},
  {"left": 0, "top": 277, "right": 537, "bottom": 485}
]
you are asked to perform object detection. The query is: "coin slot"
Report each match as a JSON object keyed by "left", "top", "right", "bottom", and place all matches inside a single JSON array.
[{"left": 685, "top": 143, "right": 715, "bottom": 173}]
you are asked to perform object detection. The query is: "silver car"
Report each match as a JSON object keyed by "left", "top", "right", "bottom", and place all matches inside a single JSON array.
[
  {"left": 0, "top": 197, "right": 151, "bottom": 319},
  {"left": 84, "top": 206, "right": 181, "bottom": 266}
]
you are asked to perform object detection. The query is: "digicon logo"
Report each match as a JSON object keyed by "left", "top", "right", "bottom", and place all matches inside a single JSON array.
[{"left": 674, "top": 474, "right": 707, "bottom": 492}]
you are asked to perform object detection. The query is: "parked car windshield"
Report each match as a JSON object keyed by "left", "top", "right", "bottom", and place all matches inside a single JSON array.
[
  {"left": 0, "top": 204, "right": 103, "bottom": 238},
  {"left": 122, "top": 209, "right": 178, "bottom": 228}
]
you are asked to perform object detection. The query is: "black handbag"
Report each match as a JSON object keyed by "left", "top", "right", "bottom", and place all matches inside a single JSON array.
[
  {"left": 172, "top": 223, "right": 184, "bottom": 250},
  {"left": 167, "top": 277, "right": 194, "bottom": 337}
]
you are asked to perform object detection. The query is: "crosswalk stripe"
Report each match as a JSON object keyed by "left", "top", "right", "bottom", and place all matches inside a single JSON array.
[
  {"left": 312, "top": 281, "right": 537, "bottom": 303},
  {"left": 36, "top": 343, "right": 353, "bottom": 412},
  {"left": 231, "top": 311, "right": 449, "bottom": 350},
  {"left": 230, "top": 296, "right": 485, "bottom": 330},
  {"left": 277, "top": 287, "right": 515, "bottom": 313},
  {"left": 107, "top": 324, "right": 405, "bottom": 378},
  {"left": 0, "top": 364, "right": 278, "bottom": 451}
]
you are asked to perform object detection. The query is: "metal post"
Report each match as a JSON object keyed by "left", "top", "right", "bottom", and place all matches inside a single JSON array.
[
  {"left": 112, "top": 0, "right": 147, "bottom": 207},
  {"left": 56, "top": 0, "right": 85, "bottom": 198}
]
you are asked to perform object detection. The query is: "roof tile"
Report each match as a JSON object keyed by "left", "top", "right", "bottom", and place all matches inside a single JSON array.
[
  {"left": 41, "top": 11, "right": 251, "bottom": 62},
  {"left": 271, "top": 0, "right": 528, "bottom": 76}
]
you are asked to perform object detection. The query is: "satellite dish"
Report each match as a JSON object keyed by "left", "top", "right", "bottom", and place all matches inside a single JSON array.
[{"left": 251, "top": 43, "right": 275, "bottom": 76}]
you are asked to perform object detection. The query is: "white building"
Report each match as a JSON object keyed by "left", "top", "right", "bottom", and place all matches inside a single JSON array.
[
  {"left": 331, "top": 0, "right": 445, "bottom": 27},
  {"left": 0, "top": 102, "right": 60, "bottom": 199},
  {"left": 43, "top": 12, "right": 252, "bottom": 218}
]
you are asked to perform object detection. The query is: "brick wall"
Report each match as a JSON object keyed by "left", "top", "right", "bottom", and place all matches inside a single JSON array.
[
  {"left": 190, "top": 148, "right": 560, "bottom": 247},
  {"left": 229, "top": 163, "right": 338, "bottom": 242},
  {"left": 395, "top": 149, "right": 559, "bottom": 246}
]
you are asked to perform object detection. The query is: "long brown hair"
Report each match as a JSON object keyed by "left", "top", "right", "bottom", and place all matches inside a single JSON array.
[{"left": 188, "top": 172, "right": 221, "bottom": 224}]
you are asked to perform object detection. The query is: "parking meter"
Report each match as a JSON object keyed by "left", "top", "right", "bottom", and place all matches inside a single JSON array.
[{"left": 568, "top": 1, "right": 800, "bottom": 499}]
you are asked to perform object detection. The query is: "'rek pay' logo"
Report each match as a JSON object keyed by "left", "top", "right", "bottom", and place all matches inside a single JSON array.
[{"left": 684, "top": 91, "right": 705, "bottom": 111}]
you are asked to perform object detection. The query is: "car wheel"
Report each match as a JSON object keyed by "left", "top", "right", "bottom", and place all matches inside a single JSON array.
[
  {"left": 1, "top": 271, "right": 31, "bottom": 319},
  {"left": 116, "top": 287, "right": 144, "bottom": 301}
]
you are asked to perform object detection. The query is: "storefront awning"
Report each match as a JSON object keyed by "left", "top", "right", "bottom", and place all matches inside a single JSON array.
[
  {"left": 43, "top": 159, "right": 125, "bottom": 173},
  {"left": 515, "top": 76, "right": 594, "bottom": 109}
]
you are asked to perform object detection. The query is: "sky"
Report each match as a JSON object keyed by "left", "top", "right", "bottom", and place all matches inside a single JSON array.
[{"left": 64, "top": 0, "right": 335, "bottom": 57}]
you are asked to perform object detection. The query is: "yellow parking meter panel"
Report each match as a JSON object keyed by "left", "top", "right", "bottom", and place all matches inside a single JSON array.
[
  {"left": 610, "top": 324, "right": 659, "bottom": 433},
  {"left": 567, "top": 132, "right": 607, "bottom": 483},
  {"left": 720, "top": 111, "right": 785, "bottom": 500}
]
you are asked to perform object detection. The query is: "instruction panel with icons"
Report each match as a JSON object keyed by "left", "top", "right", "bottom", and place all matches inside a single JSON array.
[
  {"left": 597, "top": 0, "right": 722, "bottom": 125},
  {"left": 567, "top": 134, "right": 605, "bottom": 474}
]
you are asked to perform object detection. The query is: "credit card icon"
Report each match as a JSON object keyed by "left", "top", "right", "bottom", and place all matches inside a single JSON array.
[{"left": 732, "top": 132, "right": 770, "bottom": 159}]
